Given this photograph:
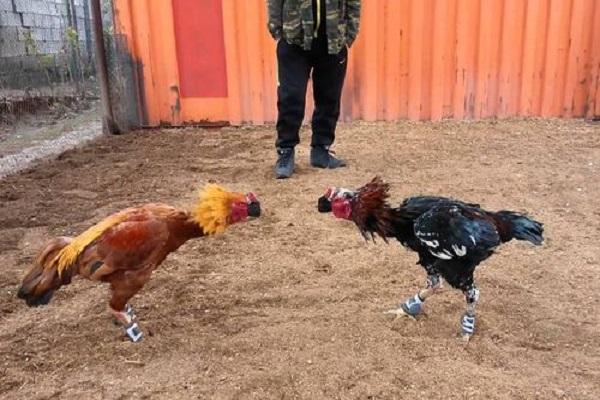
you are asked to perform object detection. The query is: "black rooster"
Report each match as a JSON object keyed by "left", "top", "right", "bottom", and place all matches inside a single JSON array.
[{"left": 317, "top": 177, "right": 543, "bottom": 340}]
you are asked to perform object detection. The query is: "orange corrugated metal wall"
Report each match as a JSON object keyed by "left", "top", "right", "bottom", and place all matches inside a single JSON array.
[{"left": 112, "top": 0, "right": 600, "bottom": 126}]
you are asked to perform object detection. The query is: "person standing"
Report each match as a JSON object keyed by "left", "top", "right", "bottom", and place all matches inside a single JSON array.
[{"left": 267, "top": 0, "right": 361, "bottom": 179}]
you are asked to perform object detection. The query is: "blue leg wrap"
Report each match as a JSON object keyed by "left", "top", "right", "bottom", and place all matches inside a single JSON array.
[{"left": 400, "top": 294, "right": 423, "bottom": 317}]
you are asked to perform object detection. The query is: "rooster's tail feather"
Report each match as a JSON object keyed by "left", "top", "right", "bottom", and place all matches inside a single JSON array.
[
  {"left": 495, "top": 211, "right": 544, "bottom": 245},
  {"left": 18, "top": 237, "right": 74, "bottom": 307}
]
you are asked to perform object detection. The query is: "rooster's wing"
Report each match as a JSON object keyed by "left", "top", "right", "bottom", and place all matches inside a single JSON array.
[
  {"left": 78, "top": 209, "right": 171, "bottom": 278},
  {"left": 414, "top": 204, "right": 500, "bottom": 261},
  {"left": 397, "top": 196, "right": 480, "bottom": 220}
]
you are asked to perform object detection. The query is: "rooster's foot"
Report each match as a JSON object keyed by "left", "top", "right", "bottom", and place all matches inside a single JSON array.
[
  {"left": 393, "top": 294, "right": 424, "bottom": 318},
  {"left": 384, "top": 307, "right": 414, "bottom": 320},
  {"left": 384, "top": 295, "right": 424, "bottom": 320},
  {"left": 111, "top": 305, "right": 143, "bottom": 342},
  {"left": 384, "top": 302, "right": 421, "bottom": 320}
]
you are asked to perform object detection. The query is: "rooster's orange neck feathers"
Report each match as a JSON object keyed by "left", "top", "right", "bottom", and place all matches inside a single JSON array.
[{"left": 191, "top": 184, "right": 245, "bottom": 235}]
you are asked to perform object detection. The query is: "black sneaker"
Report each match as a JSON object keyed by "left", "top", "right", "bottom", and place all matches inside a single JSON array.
[
  {"left": 310, "top": 146, "right": 347, "bottom": 169},
  {"left": 275, "top": 147, "right": 295, "bottom": 179}
]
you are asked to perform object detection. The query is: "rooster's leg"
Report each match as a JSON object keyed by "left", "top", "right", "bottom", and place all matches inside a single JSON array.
[
  {"left": 108, "top": 272, "right": 151, "bottom": 343},
  {"left": 110, "top": 306, "right": 143, "bottom": 342},
  {"left": 124, "top": 304, "right": 138, "bottom": 320},
  {"left": 110, "top": 304, "right": 143, "bottom": 343},
  {"left": 460, "top": 284, "right": 479, "bottom": 342},
  {"left": 385, "top": 273, "right": 443, "bottom": 318}
]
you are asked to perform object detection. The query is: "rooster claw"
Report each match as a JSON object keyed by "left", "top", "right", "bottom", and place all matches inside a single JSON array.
[
  {"left": 460, "top": 333, "right": 472, "bottom": 343},
  {"left": 383, "top": 308, "right": 415, "bottom": 320},
  {"left": 125, "top": 322, "right": 143, "bottom": 343}
]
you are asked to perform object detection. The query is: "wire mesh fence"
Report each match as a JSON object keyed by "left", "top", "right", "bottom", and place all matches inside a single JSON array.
[{"left": 0, "top": 0, "right": 100, "bottom": 133}]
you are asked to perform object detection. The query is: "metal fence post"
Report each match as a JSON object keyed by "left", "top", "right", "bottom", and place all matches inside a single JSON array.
[{"left": 90, "top": 0, "right": 119, "bottom": 134}]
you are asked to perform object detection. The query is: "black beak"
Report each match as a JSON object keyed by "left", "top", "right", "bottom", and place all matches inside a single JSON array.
[
  {"left": 17, "top": 286, "right": 27, "bottom": 300},
  {"left": 317, "top": 196, "right": 332, "bottom": 213},
  {"left": 20, "top": 289, "right": 54, "bottom": 307},
  {"left": 248, "top": 201, "right": 261, "bottom": 217}
]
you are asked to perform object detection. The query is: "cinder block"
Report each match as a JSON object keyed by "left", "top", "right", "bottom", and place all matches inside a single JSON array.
[
  {"left": 46, "top": 3, "right": 59, "bottom": 16},
  {"left": 0, "top": 26, "right": 20, "bottom": 43},
  {"left": 0, "top": 0, "right": 14, "bottom": 12},
  {"left": 0, "top": 11, "right": 22, "bottom": 26},
  {"left": 0, "top": 37, "right": 26, "bottom": 57},
  {"left": 14, "top": 0, "right": 32, "bottom": 13},
  {"left": 21, "top": 12, "right": 34, "bottom": 27},
  {"left": 50, "top": 27, "right": 61, "bottom": 41}
]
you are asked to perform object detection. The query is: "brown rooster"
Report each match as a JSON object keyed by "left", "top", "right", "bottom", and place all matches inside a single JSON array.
[{"left": 17, "top": 184, "right": 261, "bottom": 342}]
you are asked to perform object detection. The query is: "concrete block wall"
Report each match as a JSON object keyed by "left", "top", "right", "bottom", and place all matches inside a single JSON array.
[{"left": 0, "top": 0, "right": 94, "bottom": 90}]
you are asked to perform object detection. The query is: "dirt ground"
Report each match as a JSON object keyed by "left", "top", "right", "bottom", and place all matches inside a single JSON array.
[{"left": 0, "top": 119, "right": 599, "bottom": 400}]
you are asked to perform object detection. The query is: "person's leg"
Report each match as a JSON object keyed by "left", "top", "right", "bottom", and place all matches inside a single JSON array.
[
  {"left": 275, "top": 40, "right": 311, "bottom": 178},
  {"left": 310, "top": 44, "right": 348, "bottom": 168}
]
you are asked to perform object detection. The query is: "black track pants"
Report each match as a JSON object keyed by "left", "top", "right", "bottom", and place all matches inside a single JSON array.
[{"left": 275, "top": 37, "right": 348, "bottom": 149}]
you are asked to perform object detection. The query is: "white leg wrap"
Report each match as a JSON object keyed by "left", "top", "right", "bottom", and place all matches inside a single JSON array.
[
  {"left": 125, "top": 322, "right": 143, "bottom": 343},
  {"left": 461, "top": 313, "right": 476, "bottom": 335}
]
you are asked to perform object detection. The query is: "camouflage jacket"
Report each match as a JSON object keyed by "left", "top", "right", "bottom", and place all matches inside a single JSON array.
[{"left": 267, "top": 0, "right": 361, "bottom": 54}]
